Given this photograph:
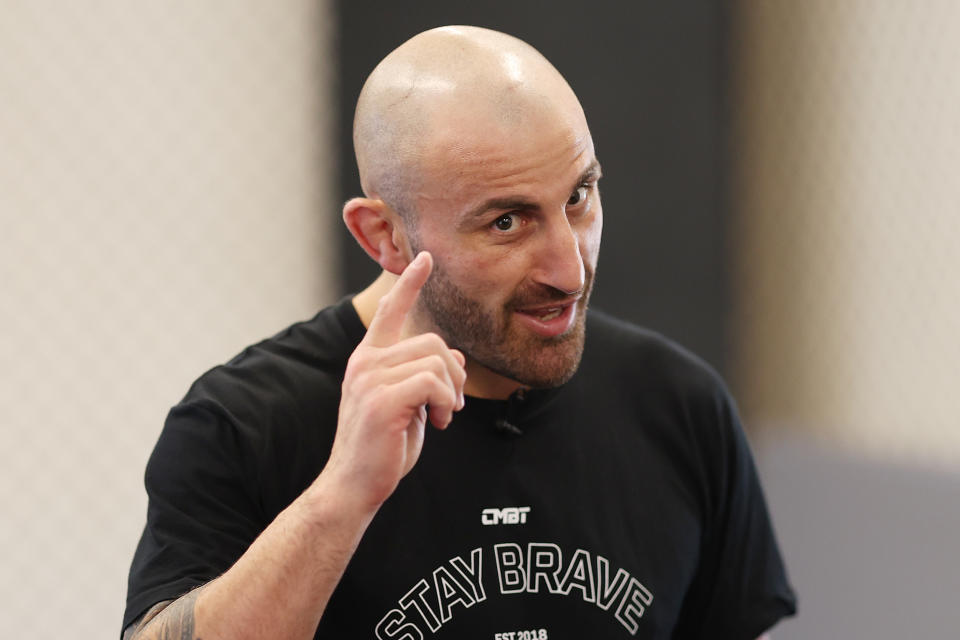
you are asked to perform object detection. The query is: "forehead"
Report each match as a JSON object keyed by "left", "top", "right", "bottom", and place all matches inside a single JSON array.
[{"left": 414, "top": 99, "right": 594, "bottom": 215}]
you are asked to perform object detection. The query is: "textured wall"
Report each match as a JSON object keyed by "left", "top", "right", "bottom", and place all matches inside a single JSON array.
[
  {"left": 733, "top": 1, "right": 960, "bottom": 470},
  {"left": 0, "top": 2, "right": 336, "bottom": 636}
]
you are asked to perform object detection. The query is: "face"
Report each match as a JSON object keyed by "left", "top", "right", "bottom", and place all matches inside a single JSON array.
[{"left": 407, "top": 102, "right": 603, "bottom": 390}]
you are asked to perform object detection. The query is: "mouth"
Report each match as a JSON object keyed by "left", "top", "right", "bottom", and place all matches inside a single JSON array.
[
  {"left": 513, "top": 298, "right": 580, "bottom": 337},
  {"left": 527, "top": 307, "right": 564, "bottom": 321}
]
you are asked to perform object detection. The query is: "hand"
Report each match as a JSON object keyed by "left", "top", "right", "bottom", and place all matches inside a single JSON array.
[{"left": 324, "top": 252, "right": 467, "bottom": 512}]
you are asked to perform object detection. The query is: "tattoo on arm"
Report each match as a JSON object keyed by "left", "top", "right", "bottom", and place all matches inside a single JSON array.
[
  {"left": 124, "top": 600, "right": 173, "bottom": 640},
  {"left": 124, "top": 588, "right": 203, "bottom": 640}
]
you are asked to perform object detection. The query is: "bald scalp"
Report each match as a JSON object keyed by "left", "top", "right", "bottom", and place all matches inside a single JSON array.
[{"left": 352, "top": 26, "right": 583, "bottom": 220}]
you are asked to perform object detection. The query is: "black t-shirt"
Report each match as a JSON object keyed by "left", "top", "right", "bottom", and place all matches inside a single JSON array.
[{"left": 124, "top": 297, "right": 796, "bottom": 639}]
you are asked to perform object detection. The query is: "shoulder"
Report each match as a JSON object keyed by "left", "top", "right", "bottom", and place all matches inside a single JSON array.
[
  {"left": 579, "top": 308, "right": 741, "bottom": 469},
  {"left": 146, "top": 298, "right": 365, "bottom": 511},
  {"left": 580, "top": 309, "right": 751, "bottom": 520},
  {"left": 159, "top": 297, "right": 365, "bottom": 457},
  {"left": 583, "top": 308, "right": 727, "bottom": 400},
  {"left": 182, "top": 297, "right": 362, "bottom": 413}
]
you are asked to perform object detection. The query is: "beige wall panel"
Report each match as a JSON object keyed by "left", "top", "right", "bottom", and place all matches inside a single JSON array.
[
  {"left": 734, "top": 1, "right": 960, "bottom": 470},
  {"left": 0, "top": 1, "right": 336, "bottom": 636}
]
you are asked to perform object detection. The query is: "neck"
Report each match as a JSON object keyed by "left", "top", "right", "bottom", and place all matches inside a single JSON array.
[
  {"left": 351, "top": 270, "right": 397, "bottom": 328},
  {"left": 352, "top": 271, "right": 525, "bottom": 400},
  {"left": 459, "top": 364, "right": 527, "bottom": 400}
]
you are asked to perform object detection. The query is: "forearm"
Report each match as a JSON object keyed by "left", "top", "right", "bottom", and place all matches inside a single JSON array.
[
  {"left": 131, "top": 472, "right": 375, "bottom": 640},
  {"left": 129, "top": 256, "right": 463, "bottom": 640}
]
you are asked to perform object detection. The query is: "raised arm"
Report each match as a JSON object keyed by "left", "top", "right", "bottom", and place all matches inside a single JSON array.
[{"left": 125, "top": 252, "right": 466, "bottom": 640}]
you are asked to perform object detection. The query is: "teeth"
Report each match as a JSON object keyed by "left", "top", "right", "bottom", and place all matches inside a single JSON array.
[{"left": 538, "top": 308, "right": 561, "bottom": 321}]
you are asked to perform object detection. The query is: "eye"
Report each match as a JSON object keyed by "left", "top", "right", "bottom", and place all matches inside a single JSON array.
[
  {"left": 493, "top": 213, "right": 517, "bottom": 231},
  {"left": 568, "top": 185, "right": 589, "bottom": 207}
]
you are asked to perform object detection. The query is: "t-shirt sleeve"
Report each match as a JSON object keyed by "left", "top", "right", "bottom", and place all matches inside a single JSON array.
[
  {"left": 673, "top": 380, "right": 797, "bottom": 640},
  {"left": 122, "top": 400, "right": 266, "bottom": 634}
]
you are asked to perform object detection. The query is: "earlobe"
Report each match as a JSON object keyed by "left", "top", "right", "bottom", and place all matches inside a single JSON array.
[{"left": 342, "top": 197, "right": 411, "bottom": 275}]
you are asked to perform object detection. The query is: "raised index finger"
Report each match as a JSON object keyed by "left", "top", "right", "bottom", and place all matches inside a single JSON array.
[{"left": 364, "top": 251, "right": 433, "bottom": 347}]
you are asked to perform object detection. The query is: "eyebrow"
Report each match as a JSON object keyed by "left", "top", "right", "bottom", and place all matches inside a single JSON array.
[{"left": 462, "top": 159, "right": 603, "bottom": 222}]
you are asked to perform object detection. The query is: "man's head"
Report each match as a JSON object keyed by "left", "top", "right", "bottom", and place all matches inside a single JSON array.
[{"left": 344, "top": 26, "right": 602, "bottom": 393}]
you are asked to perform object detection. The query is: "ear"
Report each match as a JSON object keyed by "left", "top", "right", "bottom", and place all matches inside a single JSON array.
[{"left": 342, "top": 197, "right": 412, "bottom": 275}]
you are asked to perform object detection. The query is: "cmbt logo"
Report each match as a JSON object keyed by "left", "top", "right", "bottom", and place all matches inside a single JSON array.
[{"left": 481, "top": 506, "right": 531, "bottom": 526}]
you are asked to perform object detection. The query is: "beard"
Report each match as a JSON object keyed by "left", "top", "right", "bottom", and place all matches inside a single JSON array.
[{"left": 416, "top": 259, "right": 595, "bottom": 389}]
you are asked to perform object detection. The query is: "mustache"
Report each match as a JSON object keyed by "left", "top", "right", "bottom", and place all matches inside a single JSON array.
[{"left": 507, "top": 267, "right": 595, "bottom": 309}]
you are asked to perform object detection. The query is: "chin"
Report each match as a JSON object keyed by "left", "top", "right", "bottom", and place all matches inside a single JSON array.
[{"left": 484, "top": 318, "right": 587, "bottom": 389}]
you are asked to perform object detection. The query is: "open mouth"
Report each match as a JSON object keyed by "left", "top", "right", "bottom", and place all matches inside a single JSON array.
[
  {"left": 512, "top": 299, "right": 580, "bottom": 337},
  {"left": 534, "top": 307, "right": 563, "bottom": 321},
  {"left": 516, "top": 295, "right": 579, "bottom": 315}
]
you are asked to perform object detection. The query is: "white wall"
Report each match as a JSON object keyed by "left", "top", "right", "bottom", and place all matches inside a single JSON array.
[
  {"left": 0, "top": 2, "right": 337, "bottom": 636},
  {"left": 734, "top": 0, "right": 960, "bottom": 472}
]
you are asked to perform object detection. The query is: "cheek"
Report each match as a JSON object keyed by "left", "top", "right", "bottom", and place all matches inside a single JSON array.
[
  {"left": 457, "top": 255, "right": 509, "bottom": 294},
  {"left": 441, "top": 249, "right": 526, "bottom": 303},
  {"left": 417, "top": 224, "right": 529, "bottom": 301}
]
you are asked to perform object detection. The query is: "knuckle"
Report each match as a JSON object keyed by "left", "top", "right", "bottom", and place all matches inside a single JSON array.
[
  {"left": 420, "top": 371, "right": 446, "bottom": 395},
  {"left": 370, "top": 381, "right": 389, "bottom": 399},
  {"left": 434, "top": 379, "right": 457, "bottom": 407},
  {"left": 423, "top": 332, "right": 447, "bottom": 350},
  {"left": 346, "top": 347, "right": 372, "bottom": 370},
  {"left": 344, "top": 360, "right": 369, "bottom": 387},
  {"left": 426, "top": 354, "right": 446, "bottom": 374},
  {"left": 344, "top": 359, "right": 360, "bottom": 380},
  {"left": 420, "top": 370, "right": 440, "bottom": 386}
]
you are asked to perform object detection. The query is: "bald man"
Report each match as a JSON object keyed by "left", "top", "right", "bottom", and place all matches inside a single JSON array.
[{"left": 123, "top": 26, "right": 795, "bottom": 640}]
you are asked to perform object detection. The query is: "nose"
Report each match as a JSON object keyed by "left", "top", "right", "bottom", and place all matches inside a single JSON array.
[{"left": 531, "top": 215, "right": 585, "bottom": 295}]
